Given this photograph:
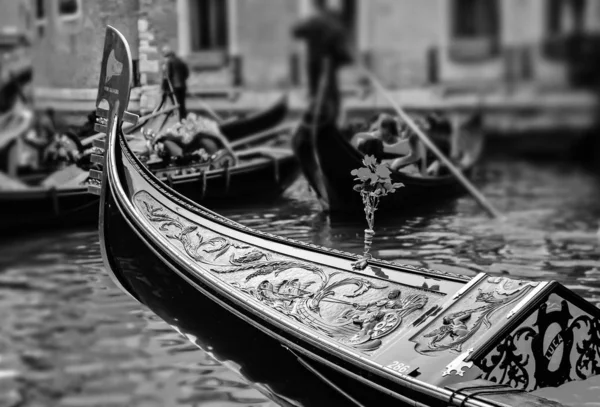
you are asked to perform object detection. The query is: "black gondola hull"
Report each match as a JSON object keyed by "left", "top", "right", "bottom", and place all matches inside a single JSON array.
[
  {"left": 101, "top": 178, "right": 455, "bottom": 407},
  {"left": 220, "top": 96, "right": 288, "bottom": 142}
]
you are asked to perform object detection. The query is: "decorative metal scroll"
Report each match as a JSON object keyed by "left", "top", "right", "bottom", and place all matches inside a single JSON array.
[{"left": 475, "top": 294, "right": 600, "bottom": 391}]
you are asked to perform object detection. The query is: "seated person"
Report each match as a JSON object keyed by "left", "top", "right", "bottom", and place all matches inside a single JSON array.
[
  {"left": 388, "top": 126, "right": 422, "bottom": 173},
  {"left": 151, "top": 115, "right": 224, "bottom": 159},
  {"left": 351, "top": 113, "right": 406, "bottom": 159},
  {"left": 351, "top": 113, "right": 425, "bottom": 173}
]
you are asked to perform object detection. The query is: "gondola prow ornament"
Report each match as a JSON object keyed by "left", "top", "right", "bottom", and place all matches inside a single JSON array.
[{"left": 88, "top": 26, "right": 139, "bottom": 196}]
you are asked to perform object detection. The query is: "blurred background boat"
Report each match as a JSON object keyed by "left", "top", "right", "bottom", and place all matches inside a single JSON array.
[{"left": 0, "top": 90, "right": 299, "bottom": 233}]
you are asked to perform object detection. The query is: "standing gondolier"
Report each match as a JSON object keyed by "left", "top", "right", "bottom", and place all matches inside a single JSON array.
[
  {"left": 292, "top": 0, "right": 353, "bottom": 120},
  {"left": 161, "top": 45, "right": 190, "bottom": 119}
]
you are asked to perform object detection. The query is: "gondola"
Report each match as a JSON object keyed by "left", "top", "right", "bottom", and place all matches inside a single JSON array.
[
  {"left": 220, "top": 94, "right": 289, "bottom": 142},
  {"left": 0, "top": 83, "right": 298, "bottom": 234},
  {"left": 292, "top": 100, "right": 485, "bottom": 215},
  {"left": 95, "top": 27, "right": 600, "bottom": 407}
]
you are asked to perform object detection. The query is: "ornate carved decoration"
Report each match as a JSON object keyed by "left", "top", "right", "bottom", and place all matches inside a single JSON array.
[
  {"left": 135, "top": 192, "right": 445, "bottom": 352},
  {"left": 120, "top": 137, "right": 471, "bottom": 283},
  {"left": 412, "top": 277, "right": 537, "bottom": 355}
]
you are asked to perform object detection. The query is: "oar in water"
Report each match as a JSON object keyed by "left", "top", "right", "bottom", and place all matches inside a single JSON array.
[
  {"left": 229, "top": 121, "right": 297, "bottom": 150},
  {"left": 358, "top": 65, "right": 504, "bottom": 220}
]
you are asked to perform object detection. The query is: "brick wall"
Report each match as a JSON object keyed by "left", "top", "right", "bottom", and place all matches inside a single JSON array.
[{"left": 33, "top": 0, "right": 139, "bottom": 89}]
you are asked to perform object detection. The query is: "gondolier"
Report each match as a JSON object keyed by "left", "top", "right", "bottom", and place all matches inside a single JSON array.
[
  {"left": 292, "top": 0, "right": 353, "bottom": 119},
  {"left": 161, "top": 45, "right": 189, "bottom": 119}
]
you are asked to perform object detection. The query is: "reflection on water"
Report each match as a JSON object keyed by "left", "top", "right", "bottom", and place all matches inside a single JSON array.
[{"left": 0, "top": 157, "right": 599, "bottom": 406}]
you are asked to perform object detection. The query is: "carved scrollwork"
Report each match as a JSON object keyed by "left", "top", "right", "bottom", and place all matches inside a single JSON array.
[
  {"left": 137, "top": 193, "right": 444, "bottom": 352},
  {"left": 413, "top": 278, "right": 536, "bottom": 355},
  {"left": 123, "top": 139, "right": 471, "bottom": 282}
]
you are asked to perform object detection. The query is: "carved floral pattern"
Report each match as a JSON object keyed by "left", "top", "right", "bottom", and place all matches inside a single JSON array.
[
  {"left": 137, "top": 192, "right": 444, "bottom": 352},
  {"left": 413, "top": 277, "right": 537, "bottom": 354},
  {"left": 122, "top": 137, "right": 471, "bottom": 283}
]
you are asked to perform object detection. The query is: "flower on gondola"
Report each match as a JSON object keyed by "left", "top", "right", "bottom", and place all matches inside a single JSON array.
[
  {"left": 351, "top": 155, "right": 403, "bottom": 270},
  {"left": 351, "top": 155, "right": 403, "bottom": 198}
]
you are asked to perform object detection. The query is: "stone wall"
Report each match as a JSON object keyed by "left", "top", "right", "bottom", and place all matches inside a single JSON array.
[
  {"left": 30, "top": 0, "right": 600, "bottom": 96},
  {"left": 367, "top": 0, "right": 441, "bottom": 88},
  {"left": 33, "top": 0, "right": 139, "bottom": 89},
  {"left": 137, "top": 0, "right": 177, "bottom": 86},
  {"left": 0, "top": 0, "right": 32, "bottom": 40},
  {"left": 237, "top": 0, "right": 297, "bottom": 89}
]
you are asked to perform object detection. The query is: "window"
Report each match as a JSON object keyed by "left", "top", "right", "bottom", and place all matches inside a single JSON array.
[
  {"left": 449, "top": 0, "right": 500, "bottom": 62},
  {"left": 35, "top": 0, "right": 46, "bottom": 37},
  {"left": 58, "top": 0, "right": 81, "bottom": 20},
  {"left": 58, "top": 0, "right": 79, "bottom": 16},
  {"left": 35, "top": 0, "right": 45, "bottom": 21},
  {"left": 547, "top": 0, "right": 586, "bottom": 35},
  {"left": 451, "top": 0, "right": 499, "bottom": 39},
  {"left": 544, "top": 0, "right": 588, "bottom": 60},
  {"left": 189, "top": 0, "right": 228, "bottom": 52}
]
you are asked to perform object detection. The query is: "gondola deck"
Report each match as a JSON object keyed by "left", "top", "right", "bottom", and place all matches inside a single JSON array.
[{"left": 94, "top": 26, "right": 600, "bottom": 407}]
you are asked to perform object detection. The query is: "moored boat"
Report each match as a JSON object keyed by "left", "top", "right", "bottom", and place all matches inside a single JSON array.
[
  {"left": 95, "top": 27, "right": 600, "bottom": 407},
  {"left": 0, "top": 83, "right": 298, "bottom": 233},
  {"left": 219, "top": 94, "right": 289, "bottom": 142}
]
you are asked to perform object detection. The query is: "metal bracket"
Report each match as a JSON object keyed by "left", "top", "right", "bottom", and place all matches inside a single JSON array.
[
  {"left": 92, "top": 139, "right": 106, "bottom": 150},
  {"left": 443, "top": 348, "right": 474, "bottom": 377},
  {"left": 90, "top": 154, "right": 105, "bottom": 165},
  {"left": 88, "top": 185, "right": 102, "bottom": 196}
]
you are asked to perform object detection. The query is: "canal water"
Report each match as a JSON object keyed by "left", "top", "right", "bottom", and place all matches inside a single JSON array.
[{"left": 1, "top": 156, "right": 599, "bottom": 406}]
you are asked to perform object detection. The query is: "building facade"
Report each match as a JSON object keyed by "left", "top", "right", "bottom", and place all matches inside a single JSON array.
[{"left": 30, "top": 0, "right": 600, "bottom": 98}]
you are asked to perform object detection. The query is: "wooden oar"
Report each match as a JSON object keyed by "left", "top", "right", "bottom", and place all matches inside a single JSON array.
[
  {"left": 230, "top": 121, "right": 297, "bottom": 150},
  {"left": 358, "top": 66, "right": 504, "bottom": 220},
  {"left": 196, "top": 97, "right": 224, "bottom": 123}
]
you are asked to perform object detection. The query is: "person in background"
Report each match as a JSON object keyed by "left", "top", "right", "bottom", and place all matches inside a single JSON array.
[
  {"left": 351, "top": 114, "right": 403, "bottom": 159},
  {"left": 351, "top": 113, "right": 427, "bottom": 174},
  {"left": 161, "top": 45, "right": 190, "bottom": 119},
  {"left": 292, "top": 0, "right": 353, "bottom": 120}
]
